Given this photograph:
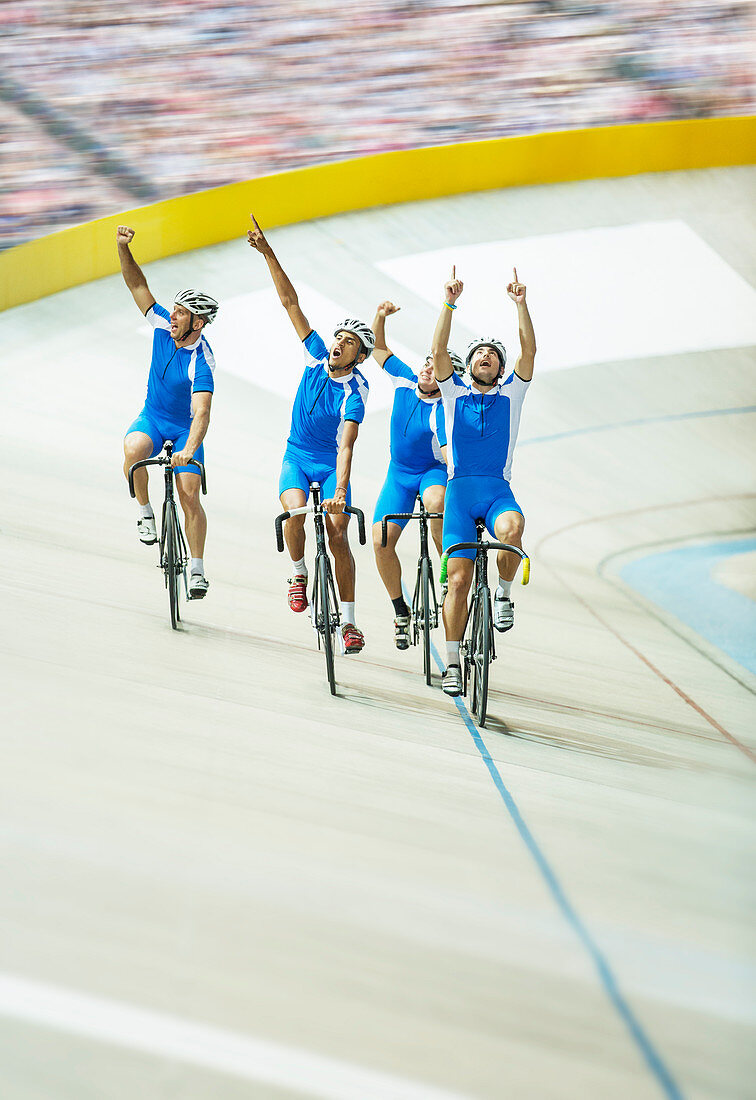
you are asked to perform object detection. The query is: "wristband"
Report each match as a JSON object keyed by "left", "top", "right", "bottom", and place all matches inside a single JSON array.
[
  {"left": 334, "top": 485, "right": 347, "bottom": 496},
  {"left": 444, "top": 301, "right": 457, "bottom": 310}
]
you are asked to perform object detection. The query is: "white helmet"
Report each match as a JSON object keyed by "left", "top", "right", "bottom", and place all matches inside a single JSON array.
[
  {"left": 465, "top": 337, "right": 506, "bottom": 374},
  {"left": 449, "top": 351, "right": 466, "bottom": 376},
  {"left": 424, "top": 350, "right": 465, "bottom": 375},
  {"left": 334, "top": 318, "right": 375, "bottom": 356},
  {"left": 174, "top": 289, "right": 219, "bottom": 325}
]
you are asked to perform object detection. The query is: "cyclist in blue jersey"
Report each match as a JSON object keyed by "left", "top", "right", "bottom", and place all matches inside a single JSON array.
[
  {"left": 431, "top": 266, "right": 536, "bottom": 697},
  {"left": 370, "top": 300, "right": 463, "bottom": 650},
  {"left": 117, "top": 226, "right": 218, "bottom": 598},
  {"left": 247, "top": 214, "right": 372, "bottom": 654}
]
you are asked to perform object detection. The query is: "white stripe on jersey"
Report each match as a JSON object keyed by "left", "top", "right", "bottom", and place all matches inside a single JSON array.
[
  {"left": 429, "top": 402, "right": 443, "bottom": 463},
  {"left": 501, "top": 374, "right": 528, "bottom": 481},
  {"left": 444, "top": 396, "right": 458, "bottom": 478},
  {"left": 200, "top": 339, "right": 216, "bottom": 374}
]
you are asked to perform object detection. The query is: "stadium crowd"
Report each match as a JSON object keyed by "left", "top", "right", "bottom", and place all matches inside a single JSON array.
[{"left": 1, "top": 0, "right": 753, "bottom": 248}]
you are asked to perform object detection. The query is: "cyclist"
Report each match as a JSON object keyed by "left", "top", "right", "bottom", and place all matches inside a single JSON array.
[
  {"left": 117, "top": 225, "right": 218, "bottom": 599},
  {"left": 370, "top": 300, "right": 464, "bottom": 650},
  {"left": 246, "top": 214, "right": 371, "bottom": 654},
  {"left": 431, "top": 266, "right": 536, "bottom": 697}
]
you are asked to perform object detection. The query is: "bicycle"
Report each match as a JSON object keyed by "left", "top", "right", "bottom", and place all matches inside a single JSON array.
[
  {"left": 439, "top": 518, "right": 530, "bottom": 727},
  {"left": 275, "top": 482, "right": 366, "bottom": 696},
  {"left": 381, "top": 493, "right": 443, "bottom": 686},
  {"left": 128, "top": 441, "right": 207, "bottom": 630}
]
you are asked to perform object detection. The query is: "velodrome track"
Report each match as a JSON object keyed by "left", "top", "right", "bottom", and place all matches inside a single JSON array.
[{"left": 1, "top": 166, "right": 755, "bottom": 1099}]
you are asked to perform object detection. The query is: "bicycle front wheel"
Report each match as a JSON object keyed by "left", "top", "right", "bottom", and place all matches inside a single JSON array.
[
  {"left": 318, "top": 554, "right": 336, "bottom": 695},
  {"left": 420, "top": 556, "right": 432, "bottom": 685},
  {"left": 165, "top": 508, "right": 181, "bottom": 630},
  {"left": 471, "top": 587, "right": 490, "bottom": 726}
]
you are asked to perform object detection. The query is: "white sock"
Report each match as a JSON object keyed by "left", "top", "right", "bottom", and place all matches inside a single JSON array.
[
  {"left": 191, "top": 558, "right": 204, "bottom": 576},
  {"left": 341, "top": 601, "right": 355, "bottom": 625},
  {"left": 138, "top": 503, "right": 154, "bottom": 519},
  {"left": 446, "top": 641, "right": 460, "bottom": 666},
  {"left": 497, "top": 578, "right": 512, "bottom": 598},
  {"left": 291, "top": 557, "right": 307, "bottom": 578}
]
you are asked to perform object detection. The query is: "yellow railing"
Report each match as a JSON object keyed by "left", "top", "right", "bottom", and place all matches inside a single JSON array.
[{"left": 2, "top": 116, "right": 754, "bottom": 312}]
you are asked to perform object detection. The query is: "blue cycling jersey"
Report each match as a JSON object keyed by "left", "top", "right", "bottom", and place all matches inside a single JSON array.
[
  {"left": 142, "top": 303, "right": 215, "bottom": 425},
  {"left": 438, "top": 370, "right": 529, "bottom": 480},
  {"left": 383, "top": 354, "right": 446, "bottom": 473},
  {"left": 286, "top": 330, "right": 369, "bottom": 459}
]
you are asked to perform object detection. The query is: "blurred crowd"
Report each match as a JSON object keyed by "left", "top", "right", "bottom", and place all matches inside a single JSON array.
[{"left": 1, "top": 0, "right": 753, "bottom": 249}]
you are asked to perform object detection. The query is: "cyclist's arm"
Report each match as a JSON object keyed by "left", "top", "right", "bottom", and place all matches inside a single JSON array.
[
  {"left": 323, "top": 420, "right": 359, "bottom": 514},
  {"left": 116, "top": 226, "right": 156, "bottom": 315},
  {"left": 508, "top": 268, "right": 536, "bottom": 381},
  {"left": 171, "top": 392, "right": 212, "bottom": 468},
  {"left": 371, "top": 301, "right": 400, "bottom": 369},
  {"left": 431, "top": 267, "right": 464, "bottom": 382},
  {"left": 247, "top": 214, "right": 311, "bottom": 341}
]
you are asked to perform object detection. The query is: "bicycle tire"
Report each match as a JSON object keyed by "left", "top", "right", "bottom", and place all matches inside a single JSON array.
[
  {"left": 421, "top": 556, "right": 432, "bottom": 685},
  {"left": 472, "top": 587, "right": 491, "bottom": 726},
  {"left": 318, "top": 554, "right": 336, "bottom": 695},
  {"left": 165, "top": 508, "right": 180, "bottom": 630}
]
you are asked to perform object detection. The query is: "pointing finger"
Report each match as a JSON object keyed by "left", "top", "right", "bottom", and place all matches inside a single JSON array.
[
  {"left": 452, "top": 264, "right": 456, "bottom": 280},
  {"left": 513, "top": 267, "right": 518, "bottom": 283}
]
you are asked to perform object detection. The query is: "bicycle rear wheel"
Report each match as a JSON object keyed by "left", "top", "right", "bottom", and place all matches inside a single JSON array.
[
  {"left": 318, "top": 553, "right": 336, "bottom": 695},
  {"left": 165, "top": 508, "right": 181, "bottom": 630},
  {"left": 471, "top": 587, "right": 490, "bottom": 726},
  {"left": 420, "top": 556, "right": 432, "bottom": 685}
]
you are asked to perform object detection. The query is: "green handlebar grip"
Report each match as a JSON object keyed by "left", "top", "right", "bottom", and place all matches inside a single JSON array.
[{"left": 439, "top": 553, "right": 449, "bottom": 585}]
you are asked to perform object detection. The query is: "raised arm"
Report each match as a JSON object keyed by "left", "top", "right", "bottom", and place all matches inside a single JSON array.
[
  {"left": 116, "top": 226, "right": 156, "bottom": 315},
  {"left": 246, "top": 214, "right": 311, "bottom": 341},
  {"left": 431, "top": 267, "right": 464, "bottom": 382},
  {"left": 507, "top": 267, "right": 536, "bottom": 381},
  {"left": 371, "top": 301, "right": 400, "bottom": 368}
]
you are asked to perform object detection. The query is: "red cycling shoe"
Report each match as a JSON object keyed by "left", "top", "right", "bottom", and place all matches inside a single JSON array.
[
  {"left": 341, "top": 623, "right": 365, "bottom": 654},
  {"left": 288, "top": 575, "right": 308, "bottom": 613}
]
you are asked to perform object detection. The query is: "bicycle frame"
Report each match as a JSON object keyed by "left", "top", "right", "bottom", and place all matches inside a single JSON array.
[
  {"left": 440, "top": 519, "right": 530, "bottom": 724},
  {"left": 381, "top": 494, "right": 443, "bottom": 684},
  {"left": 128, "top": 441, "right": 206, "bottom": 628},
  {"left": 275, "top": 482, "right": 366, "bottom": 695}
]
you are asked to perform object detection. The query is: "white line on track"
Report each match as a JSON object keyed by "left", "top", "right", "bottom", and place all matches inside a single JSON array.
[{"left": 0, "top": 973, "right": 469, "bottom": 1100}]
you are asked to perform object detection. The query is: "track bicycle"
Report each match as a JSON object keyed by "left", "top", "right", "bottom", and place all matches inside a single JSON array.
[
  {"left": 275, "top": 482, "right": 366, "bottom": 696},
  {"left": 440, "top": 518, "right": 530, "bottom": 727},
  {"left": 381, "top": 493, "right": 443, "bottom": 686},
  {"left": 128, "top": 441, "right": 207, "bottom": 630}
]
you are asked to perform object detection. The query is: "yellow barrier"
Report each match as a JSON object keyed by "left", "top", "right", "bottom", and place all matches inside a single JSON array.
[{"left": 2, "top": 116, "right": 754, "bottom": 312}]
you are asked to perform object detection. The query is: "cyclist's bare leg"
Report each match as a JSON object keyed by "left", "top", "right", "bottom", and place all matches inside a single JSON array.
[
  {"left": 279, "top": 488, "right": 307, "bottom": 563},
  {"left": 176, "top": 472, "right": 206, "bottom": 557},
  {"left": 123, "top": 431, "right": 153, "bottom": 505},
  {"left": 493, "top": 510, "right": 524, "bottom": 582},
  {"left": 326, "top": 511, "right": 355, "bottom": 602},
  {"left": 372, "top": 520, "right": 403, "bottom": 600},
  {"left": 442, "top": 556, "right": 474, "bottom": 641},
  {"left": 422, "top": 484, "right": 445, "bottom": 555}
]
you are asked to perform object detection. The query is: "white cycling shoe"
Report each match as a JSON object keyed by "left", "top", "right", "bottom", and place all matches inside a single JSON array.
[
  {"left": 441, "top": 664, "right": 462, "bottom": 697},
  {"left": 189, "top": 573, "right": 209, "bottom": 599},
  {"left": 493, "top": 591, "right": 514, "bottom": 632},
  {"left": 137, "top": 516, "right": 157, "bottom": 545},
  {"left": 394, "top": 614, "right": 411, "bottom": 651}
]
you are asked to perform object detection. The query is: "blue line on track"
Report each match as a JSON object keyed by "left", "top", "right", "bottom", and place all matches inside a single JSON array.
[
  {"left": 428, "top": 635, "right": 685, "bottom": 1099},
  {"left": 520, "top": 404, "right": 756, "bottom": 447}
]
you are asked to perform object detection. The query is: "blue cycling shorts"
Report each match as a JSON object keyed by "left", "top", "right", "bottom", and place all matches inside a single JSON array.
[
  {"left": 125, "top": 409, "right": 205, "bottom": 475},
  {"left": 278, "top": 449, "right": 352, "bottom": 504},
  {"left": 442, "top": 475, "right": 523, "bottom": 560},
  {"left": 373, "top": 461, "right": 447, "bottom": 528}
]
